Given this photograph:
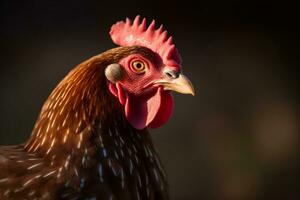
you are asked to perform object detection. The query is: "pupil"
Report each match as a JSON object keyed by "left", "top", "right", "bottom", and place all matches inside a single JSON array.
[{"left": 136, "top": 63, "right": 142, "bottom": 69}]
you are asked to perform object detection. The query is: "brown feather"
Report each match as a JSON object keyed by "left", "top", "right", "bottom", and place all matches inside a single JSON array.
[{"left": 0, "top": 46, "right": 169, "bottom": 200}]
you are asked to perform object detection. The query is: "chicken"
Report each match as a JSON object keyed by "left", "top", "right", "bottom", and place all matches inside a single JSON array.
[{"left": 0, "top": 16, "right": 194, "bottom": 200}]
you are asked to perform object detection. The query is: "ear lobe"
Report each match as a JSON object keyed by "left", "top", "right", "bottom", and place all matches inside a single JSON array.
[{"left": 105, "top": 63, "right": 124, "bottom": 83}]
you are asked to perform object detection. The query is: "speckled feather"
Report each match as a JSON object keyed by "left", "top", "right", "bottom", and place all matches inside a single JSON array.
[{"left": 0, "top": 46, "right": 168, "bottom": 200}]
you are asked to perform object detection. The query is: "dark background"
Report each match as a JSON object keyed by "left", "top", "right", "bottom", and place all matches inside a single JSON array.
[{"left": 0, "top": 1, "right": 299, "bottom": 199}]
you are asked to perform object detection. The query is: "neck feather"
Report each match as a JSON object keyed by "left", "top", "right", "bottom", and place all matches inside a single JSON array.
[
  {"left": 25, "top": 50, "right": 144, "bottom": 158},
  {"left": 22, "top": 48, "right": 168, "bottom": 195}
]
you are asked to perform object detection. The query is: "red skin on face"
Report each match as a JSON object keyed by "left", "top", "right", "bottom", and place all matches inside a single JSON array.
[{"left": 108, "top": 54, "right": 174, "bottom": 130}]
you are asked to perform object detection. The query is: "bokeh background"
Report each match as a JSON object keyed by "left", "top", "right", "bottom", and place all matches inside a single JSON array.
[{"left": 0, "top": 1, "right": 299, "bottom": 199}]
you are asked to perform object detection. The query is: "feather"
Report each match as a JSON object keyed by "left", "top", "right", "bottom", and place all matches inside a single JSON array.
[{"left": 0, "top": 46, "right": 169, "bottom": 200}]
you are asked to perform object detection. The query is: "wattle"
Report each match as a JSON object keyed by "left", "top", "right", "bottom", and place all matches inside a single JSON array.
[{"left": 108, "top": 83, "right": 174, "bottom": 130}]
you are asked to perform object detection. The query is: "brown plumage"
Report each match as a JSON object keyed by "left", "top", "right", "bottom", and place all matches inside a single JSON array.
[
  {"left": 0, "top": 46, "right": 169, "bottom": 200},
  {"left": 0, "top": 16, "right": 195, "bottom": 200}
]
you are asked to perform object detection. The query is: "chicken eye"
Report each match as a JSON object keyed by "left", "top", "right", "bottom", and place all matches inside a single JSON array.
[{"left": 132, "top": 61, "right": 146, "bottom": 73}]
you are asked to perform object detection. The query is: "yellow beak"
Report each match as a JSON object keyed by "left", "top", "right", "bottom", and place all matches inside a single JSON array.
[{"left": 154, "top": 71, "right": 195, "bottom": 96}]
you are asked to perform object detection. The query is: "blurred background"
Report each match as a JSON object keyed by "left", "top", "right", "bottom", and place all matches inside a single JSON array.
[{"left": 0, "top": 1, "right": 299, "bottom": 199}]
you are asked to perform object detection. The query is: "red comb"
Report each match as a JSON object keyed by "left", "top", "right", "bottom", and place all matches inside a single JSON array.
[{"left": 110, "top": 15, "right": 182, "bottom": 68}]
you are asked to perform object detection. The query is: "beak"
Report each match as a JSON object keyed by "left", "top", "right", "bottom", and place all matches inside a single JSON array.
[{"left": 154, "top": 68, "right": 195, "bottom": 96}]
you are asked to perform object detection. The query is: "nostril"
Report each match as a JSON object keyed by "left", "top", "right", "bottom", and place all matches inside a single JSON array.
[
  {"left": 165, "top": 70, "right": 180, "bottom": 79},
  {"left": 166, "top": 72, "right": 173, "bottom": 78}
]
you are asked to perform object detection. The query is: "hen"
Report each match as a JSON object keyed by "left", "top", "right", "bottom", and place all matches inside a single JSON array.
[{"left": 0, "top": 16, "right": 194, "bottom": 200}]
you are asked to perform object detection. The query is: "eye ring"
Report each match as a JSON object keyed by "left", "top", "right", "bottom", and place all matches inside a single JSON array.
[{"left": 131, "top": 60, "right": 146, "bottom": 73}]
